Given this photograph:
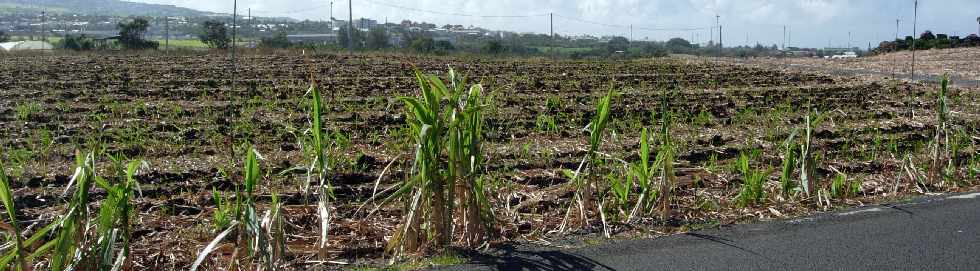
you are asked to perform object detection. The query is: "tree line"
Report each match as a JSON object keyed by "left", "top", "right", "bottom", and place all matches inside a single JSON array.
[
  {"left": 874, "top": 30, "right": 980, "bottom": 54},
  {"left": 47, "top": 16, "right": 790, "bottom": 59}
]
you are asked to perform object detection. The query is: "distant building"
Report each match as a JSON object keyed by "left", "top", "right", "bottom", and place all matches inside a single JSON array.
[
  {"left": 331, "top": 19, "right": 349, "bottom": 28},
  {"left": 389, "top": 35, "right": 404, "bottom": 47},
  {"left": 76, "top": 30, "right": 119, "bottom": 39},
  {"left": 357, "top": 18, "right": 377, "bottom": 29},
  {"left": 433, "top": 36, "right": 457, "bottom": 45},
  {"left": 831, "top": 52, "right": 858, "bottom": 59},
  {"left": 787, "top": 50, "right": 815, "bottom": 57}
]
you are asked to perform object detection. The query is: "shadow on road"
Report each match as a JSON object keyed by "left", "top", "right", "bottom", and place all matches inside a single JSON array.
[
  {"left": 684, "top": 232, "right": 782, "bottom": 265},
  {"left": 457, "top": 244, "right": 617, "bottom": 271},
  {"left": 881, "top": 203, "right": 916, "bottom": 216}
]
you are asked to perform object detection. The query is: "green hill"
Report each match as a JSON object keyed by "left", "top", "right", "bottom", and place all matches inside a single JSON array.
[{"left": 0, "top": 0, "right": 216, "bottom": 17}]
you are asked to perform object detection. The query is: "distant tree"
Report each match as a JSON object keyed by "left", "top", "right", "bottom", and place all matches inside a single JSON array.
[
  {"left": 366, "top": 27, "right": 390, "bottom": 50},
  {"left": 642, "top": 43, "right": 669, "bottom": 57},
  {"left": 409, "top": 36, "right": 435, "bottom": 53},
  {"left": 890, "top": 38, "right": 904, "bottom": 50},
  {"left": 919, "top": 30, "right": 936, "bottom": 41},
  {"left": 666, "top": 38, "right": 693, "bottom": 49},
  {"left": 482, "top": 40, "right": 504, "bottom": 54},
  {"left": 259, "top": 31, "right": 291, "bottom": 49},
  {"left": 965, "top": 34, "right": 980, "bottom": 46},
  {"left": 199, "top": 20, "right": 230, "bottom": 49},
  {"left": 0, "top": 31, "right": 8, "bottom": 42},
  {"left": 337, "top": 27, "right": 364, "bottom": 49},
  {"left": 61, "top": 35, "right": 95, "bottom": 50},
  {"left": 876, "top": 41, "right": 897, "bottom": 53},
  {"left": 408, "top": 36, "right": 453, "bottom": 54},
  {"left": 606, "top": 36, "right": 629, "bottom": 53},
  {"left": 434, "top": 40, "right": 455, "bottom": 54},
  {"left": 118, "top": 18, "right": 158, "bottom": 50}
]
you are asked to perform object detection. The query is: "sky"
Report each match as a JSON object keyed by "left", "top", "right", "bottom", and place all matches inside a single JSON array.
[{"left": 133, "top": 0, "right": 980, "bottom": 48}]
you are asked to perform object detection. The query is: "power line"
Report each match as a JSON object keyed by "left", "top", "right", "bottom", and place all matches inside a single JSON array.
[
  {"left": 554, "top": 14, "right": 709, "bottom": 32},
  {"left": 253, "top": 2, "right": 709, "bottom": 39},
  {"left": 363, "top": 0, "right": 549, "bottom": 18},
  {"left": 276, "top": 4, "right": 334, "bottom": 15}
]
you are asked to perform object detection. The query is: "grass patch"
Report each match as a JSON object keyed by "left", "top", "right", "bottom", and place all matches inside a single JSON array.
[
  {"left": 430, "top": 251, "right": 468, "bottom": 266},
  {"left": 531, "top": 46, "right": 595, "bottom": 54},
  {"left": 155, "top": 39, "right": 208, "bottom": 49}
]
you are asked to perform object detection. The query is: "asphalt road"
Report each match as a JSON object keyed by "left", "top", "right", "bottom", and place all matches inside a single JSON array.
[{"left": 438, "top": 192, "right": 980, "bottom": 271}]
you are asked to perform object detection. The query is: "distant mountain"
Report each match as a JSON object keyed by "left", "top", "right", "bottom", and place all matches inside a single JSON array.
[{"left": 0, "top": 0, "right": 217, "bottom": 17}]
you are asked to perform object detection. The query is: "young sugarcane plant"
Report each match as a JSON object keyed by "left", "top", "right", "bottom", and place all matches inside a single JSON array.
[
  {"left": 50, "top": 151, "right": 98, "bottom": 270},
  {"left": 297, "top": 51, "right": 334, "bottom": 261},
  {"left": 736, "top": 152, "right": 770, "bottom": 207},
  {"left": 0, "top": 150, "right": 117, "bottom": 270},
  {"left": 382, "top": 69, "right": 493, "bottom": 258},
  {"left": 780, "top": 129, "right": 799, "bottom": 197},
  {"left": 930, "top": 74, "right": 951, "bottom": 185},
  {"left": 654, "top": 102, "right": 676, "bottom": 220},
  {"left": 649, "top": 89, "right": 677, "bottom": 221},
  {"left": 193, "top": 146, "right": 280, "bottom": 270},
  {"left": 0, "top": 149, "right": 27, "bottom": 271},
  {"left": 306, "top": 81, "right": 334, "bottom": 260},
  {"left": 89, "top": 155, "right": 145, "bottom": 270},
  {"left": 626, "top": 128, "right": 654, "bottom": 223},
  {"left": 799, "top": 106, "right": 827, "bottom": 200},
  {"left": 560, "top": 88, "right": 614, "bottom": 232}
]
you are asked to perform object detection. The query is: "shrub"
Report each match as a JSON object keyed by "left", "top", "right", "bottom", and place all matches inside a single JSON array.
[
  {"left": 118, "top": 18, "right": 158, "bottom": 50},
  {"left": 199, "top": 20, "right": 231, "bottom": 49},
  {"left": 60, "top": 35, "right": 95, "bottom": 51},
  {"left": 259, "top": 31, "right": 291, "bottom": 49}
]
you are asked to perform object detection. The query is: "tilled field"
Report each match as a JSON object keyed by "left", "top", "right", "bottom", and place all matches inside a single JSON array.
[
  {"left": 1, "top": 52, "right": 979, "bottom": 269},
  {"left": 727, "top": 47, "right": 980, "bottom": 86}
]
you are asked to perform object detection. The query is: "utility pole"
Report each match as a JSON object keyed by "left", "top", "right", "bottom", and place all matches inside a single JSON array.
[
  {"left": 782, "top": 25, "right": 786, "bottom": 50},
  {"left": 330, "top": 2, "right": 333, "bottom": 20},
  {"left": 248, "top": 8, "right": 251, "bottom": 40},
  {"left": 629, "top": 24, "right": 633, "bottom": 50},
  {"left": 847, "top": 31, "right": 851, "bottom": 49},
  {"left": 165, "top": 16, "right": 170, "bottom": 52},
  {"left": 717, "top": 15, "right": 722, "bottom": 49},
  {"left": 895, "top": 19, "right": 900, "bottom": 41},
  {"left": 41, "top": 10, "right": 46, "bottom": 41},
  {"left": 62, "top": 22, "right": 67, "bottom": 52},
  {"left": 710, "top": 26, "right": 714, "bottom": 46},
  {"left": 550, "top": 13, "right": 554, "bottom": 58},
  {"left": 232, "top": 0, "right": 238, "bottom": 55},
  {"left": 894, "top": 19, "right": 900, "bottom": 79},
  {"left": 348, "top": 0, "right": 353, "bottom": 53},
  {"left": 911, "top": 0, "right": 918, "bottom": 83},
  {"left": 231, "top": 0, "right": 238, "bottom": 91},
  {"left": 909, "top": 0, "right": 918, "bottom": 119},
  {"left": 788, "top": 27, "right": 792, "bottom": 48}
]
